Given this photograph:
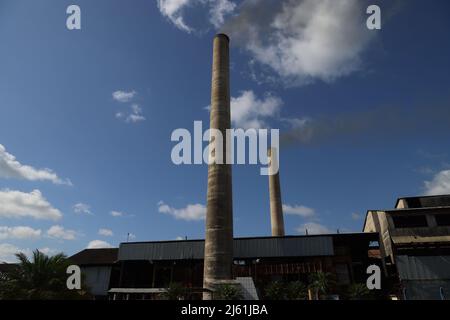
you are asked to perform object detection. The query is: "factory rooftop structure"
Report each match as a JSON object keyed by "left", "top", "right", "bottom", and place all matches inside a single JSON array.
[
  {"left": 118, "top": 234, "right": 341, "bottom": 261},
  {"left": 395, "top": 194, "right": 450, "bottom": 209},
  {"left": 69, "top": 232, "right": 380, "bottom": 299},
  {"left": 364, "top": 194, "right": 450, "bottom": 300}
]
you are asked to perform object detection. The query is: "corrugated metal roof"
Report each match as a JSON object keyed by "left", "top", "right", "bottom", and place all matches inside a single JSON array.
[
  {"left": 118, "top": 236, "right": 334, "bottom": 261},
  {"left": 119, "top": 241, "right": 205, "bottom": 260},
  {"left": 69, "top": 248, "right": 118, "bottom": 265},
  {"left": 234, "top": 236, "right": 333, "bottom": 258},
  {"left": 396, "top": 255, "right": 450, "bottom": 280}
]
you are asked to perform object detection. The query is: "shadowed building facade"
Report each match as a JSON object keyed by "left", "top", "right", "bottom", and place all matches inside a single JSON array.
[
  {"left": 77, "top": 233, "right": 380, "bottom": 300},
  {"left": 203, "top": 33, "right": 234, "bottom": 298}
]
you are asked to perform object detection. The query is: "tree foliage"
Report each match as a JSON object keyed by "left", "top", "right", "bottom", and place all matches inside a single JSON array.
[
  {"left": 162, "top": 282, "right": 187, "bottom": 300},
  {"left": 0, "top": 250, "right": 89, "bottom": 300},
  {"left": 214, "top": 284, "right": 243, "bottom": 300},
  {"left": 308, "top": 272, "right": 335, "bottom": 300},
  {"left": 347, "top": 283, "right": 372, "bottom": 300}
]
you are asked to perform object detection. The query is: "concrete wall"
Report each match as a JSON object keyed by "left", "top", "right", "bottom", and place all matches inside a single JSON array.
[
  {"left": 364, "top": 210, "right": 393, "bottom": 261},
  {"left": 388, "top": 208, "right": 450, "bottom": 244}
]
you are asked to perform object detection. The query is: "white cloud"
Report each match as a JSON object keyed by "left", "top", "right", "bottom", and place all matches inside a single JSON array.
[
  {"left": 127, "top": 233, "right": 136, "bottom": 240},
  {"left": 46, "top": 225, "right": 77, "bottom": 240},
  {"left": 0, "top": 189, "right": 62, "bottom": 221},
  {"left": 157, "top": 0, "right": 236, "bottom": 32},
  {"left": 224, "top": 0, "right": 373, "bottom": 86},
  {"left": 0, "top": 244, "right": 58, "bottom": 263},
  {"left": 425, "top": 170, "right": 450, "bottom": 195},
  {"left": 283, "top": 204, "right": 315, "bottom": 218},
  {"left": 209, "top": 0, "right": 236, "bottom": 28},
  {"left": 73, "top": 203, "right": 92, "bottom": 215},
  {"left": 157, "top": 0, "right": 373, "bottom": 85},
  {"left": 0, "top": 226, "right": 41, "bottom": 240},
  {"left": 0, "top": 144, "right": 71, "bottom": 185},
  {"left": 296, "top": 222, "right": 332, "bottom": 235},
  {"left": 0, "top": 243, "right": 31, "bottom": 263},
  {"left": 110, "top": 210, "right": 124, "bottom": 217},
  {"left": 38, "top": 247, "right": 58, "bottom": 256},
  {"left": 98, "top": 228, "right": 113, "bottom": 237},
  {"left": 127, "top": 115, "right": 146, "bottom": 124},
  {"left": 112, "top": 90, "right": 137, "bottom": 103},
  {"left": 158, "top": 201, "right": 206, "bottom": 221},
  {"left": 157, "top": 0, "right": 193, "bottom": 32},
  {"left": 226, "top": 90, "right": 282, "bottom": 129},
  {"left": 351, "top": 212, "right": 362, "bottom": 220},
  {"left": 87, "top": 240, "right": 113, "bottom": 249},
  {"left": 116, "top": 104, "right": 146, "bottom": 123},
  {"left": 175, "top": 236, "right": 185, "bottom": 240}
]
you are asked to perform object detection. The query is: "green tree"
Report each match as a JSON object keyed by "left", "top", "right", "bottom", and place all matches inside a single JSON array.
[
  {"left": 308, "top": 272, "right": 334, "bottom": 300},
  {"left": 214, "top": 284, "right": 243, "bottom": 300},
  {"left": 162, "top": 282, "right": 187, "bottom": 300},
  {"left": 347, "top": 283, "right": 372, "bottom": 300},
  {"left": 0, "top": 250, "right": 89, "bottom": 300},
  {"left": 285, "top": 281, "right": 307, "bottom": 300},
  {"left": 264, "top": 281, "right": 285, "bottom": 300}
]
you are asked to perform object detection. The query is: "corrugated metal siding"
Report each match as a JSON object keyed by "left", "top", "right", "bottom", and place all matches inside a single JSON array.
[
  {"left": 82, "top": 266, "right": 112, "bottom": 296},
  {"left": 118, "top": 236, "right": 333, "bottom": 261},
  {"left": 396, "top": 255, "right": 450, "bottom": 280},
  {"left": 119, "top": 241, "right": 205, "bottom": 260},
  {"left": 403, "top": 280, "right": 450, "bottom": 300},
  {"left": 234, "top": 237, "right": 333, "bottom": 258}
]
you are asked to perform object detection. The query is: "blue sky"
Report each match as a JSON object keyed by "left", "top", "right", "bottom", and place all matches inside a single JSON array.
[{"left": 1, "top": 0, "right": 450, "bottom": 262}]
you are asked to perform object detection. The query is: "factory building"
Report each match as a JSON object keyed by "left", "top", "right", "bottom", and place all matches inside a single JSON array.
[
  {"left": 68, "top": 232, "right": 379, "bottom": 300},
  {"left": 364, "top": 194, "right": 450, "bottom": 300},
  {"left": 67, "top": 35, "right": 448, "bottom": 300},
  {"left": 69, "top": 248, "right": 119, "bottom": 298},
  {"left": 3, "top": 33, "right": 447, "bottom": 301}
]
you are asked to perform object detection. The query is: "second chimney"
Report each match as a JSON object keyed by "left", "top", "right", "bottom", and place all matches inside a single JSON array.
[{"left": 268, "top": 147, "right": 285, "bottom": 236}]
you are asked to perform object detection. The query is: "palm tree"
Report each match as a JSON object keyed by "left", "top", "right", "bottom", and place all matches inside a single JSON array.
[
  {"left": 0, "top": 249, "right": 89, "bottom": 300},
  {"left": 285, "top": 281, "right": 307, "bottom": 300},
  {"left": 264, "top": 281, "right": 285, "bottom": 300},
  {"left": 347, "top": 283, "right": 372, "bottom": 300},
  {"left": 214, "top": 284, "right": 243, "bottom": 300},
  {"left": 308, "top": 272, "right": 334, "bottom": 300}
]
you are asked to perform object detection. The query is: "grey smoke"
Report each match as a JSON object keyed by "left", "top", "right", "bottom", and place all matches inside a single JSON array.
[
  {"left": 280, "top": 102, "right": 450, "bottom": 147},
  {"left": 221, "top": 0, "right": 284, "bottom": 46}
]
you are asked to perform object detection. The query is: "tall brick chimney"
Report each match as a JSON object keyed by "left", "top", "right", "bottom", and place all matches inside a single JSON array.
[{"left": 203, "top": 34, "right": 234, "bottom": 299}]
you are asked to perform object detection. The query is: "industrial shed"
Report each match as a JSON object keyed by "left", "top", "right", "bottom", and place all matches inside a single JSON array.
[
  {"left": 118, "top": 235, "right": 334, "bottom": 261},
  {"left": 69, "top": 248, "right": 118, "bottom": 299},
  {"left": 396, "top": 255, "right": 450, "bottom": 300},
  {"left": 110, "top": 233, "right": 379, "bottom": 299},
  {"left": 364, "top": 194, "right": 450, "bottom": 300}
]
